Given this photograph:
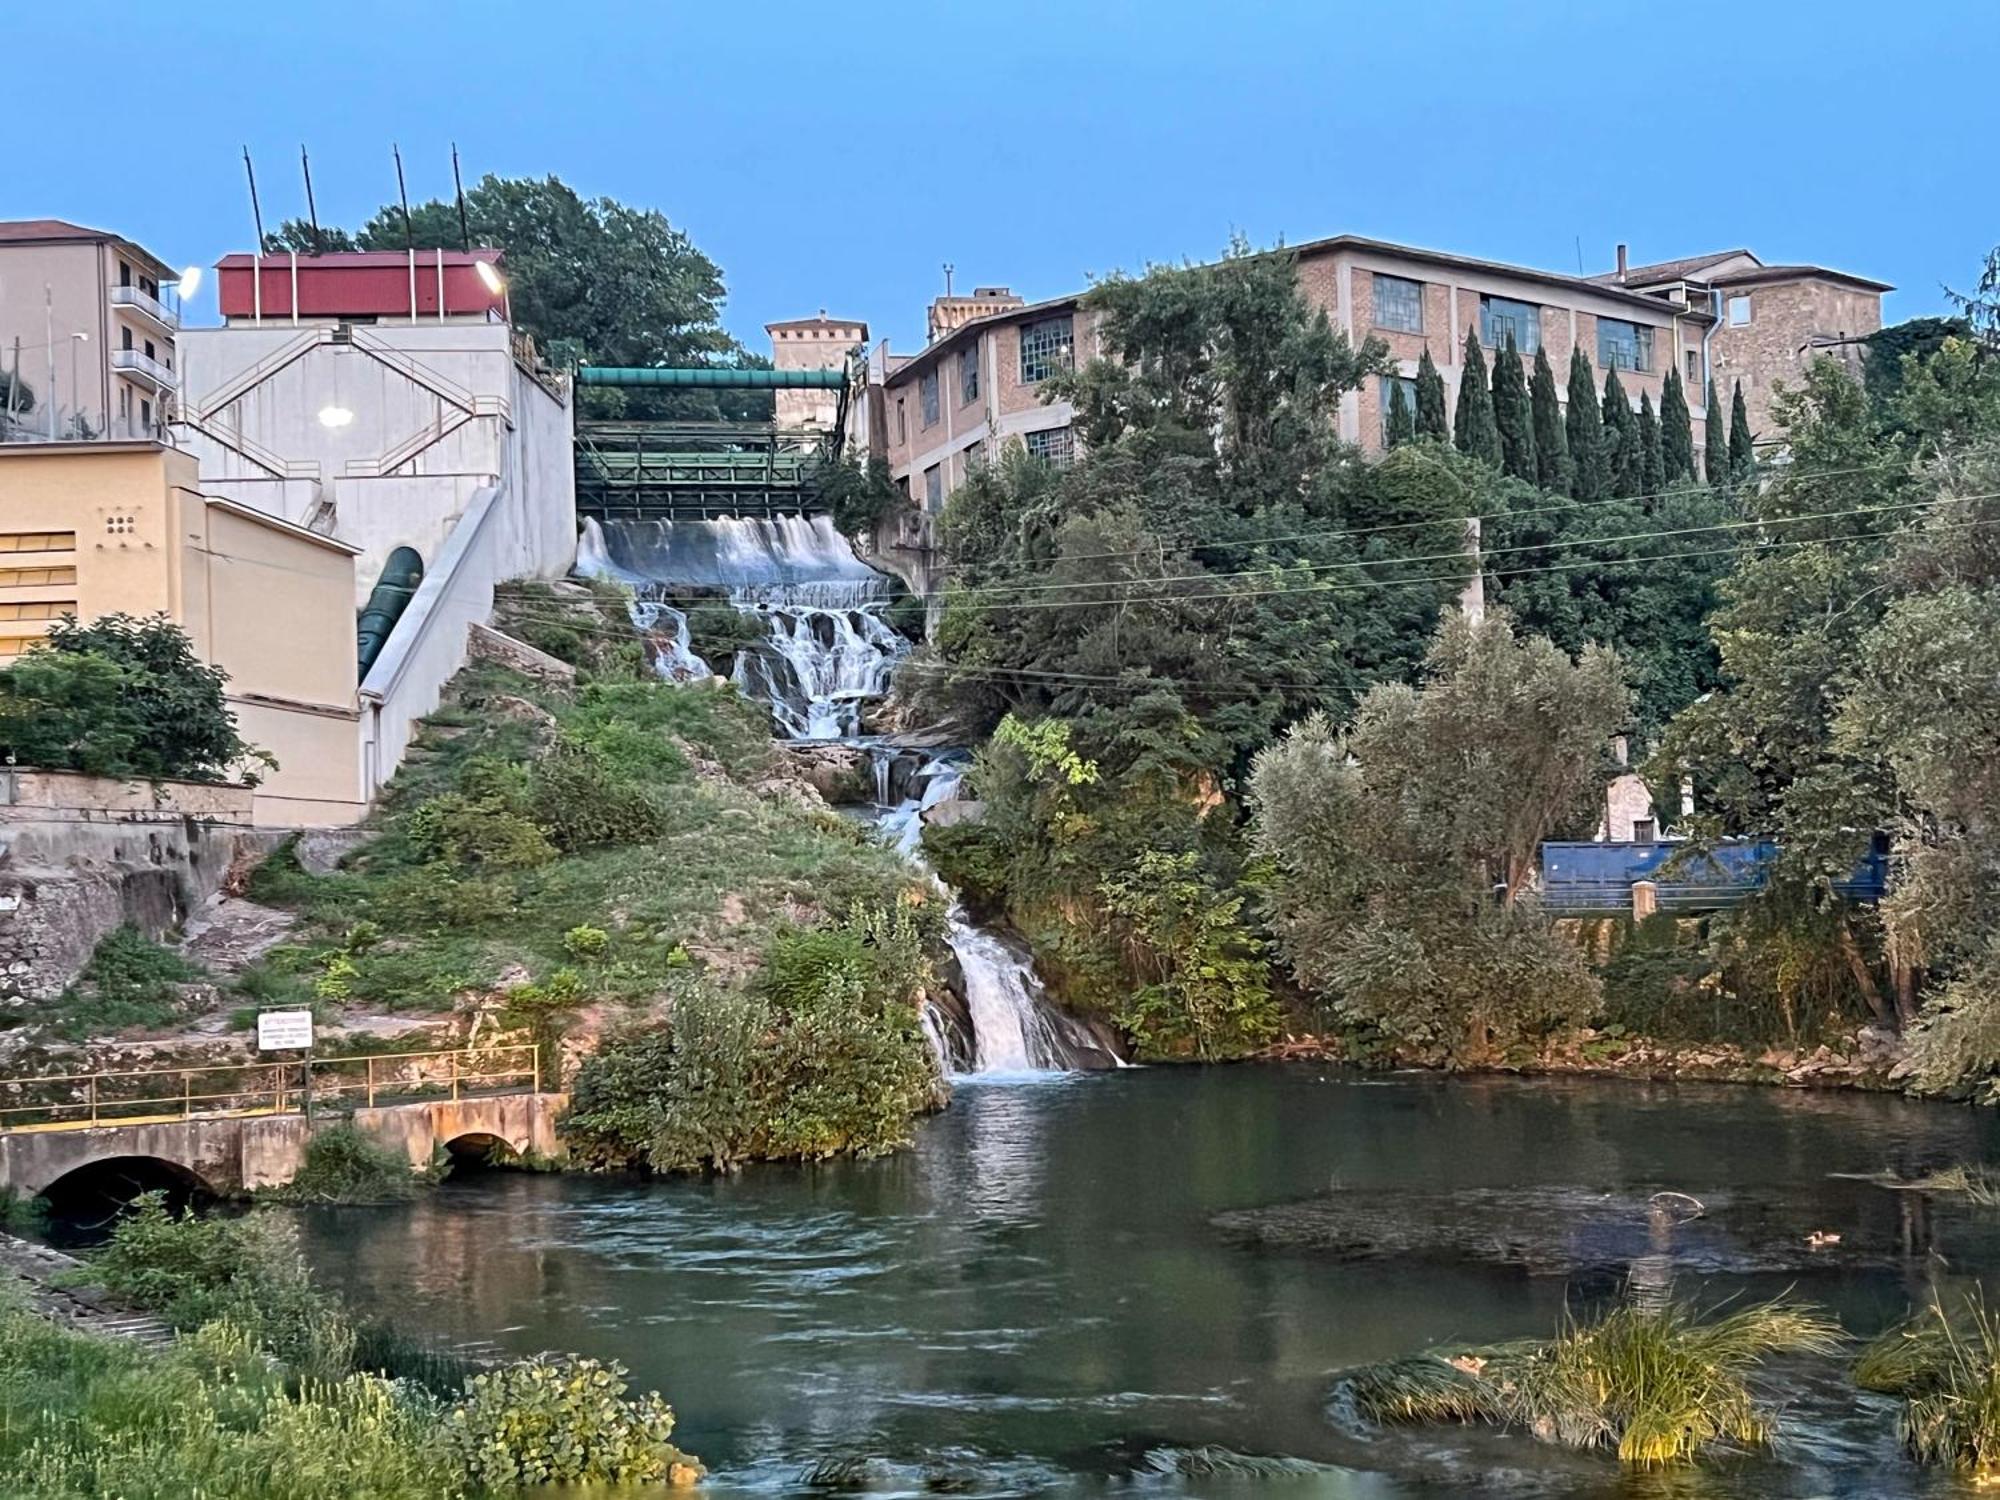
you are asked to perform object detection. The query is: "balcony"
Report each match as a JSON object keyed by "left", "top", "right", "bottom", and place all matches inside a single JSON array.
[
  {"left": 112, "top": 347, "right": 178, "bottom": 390},
  {"left": 109, "top": 284, "right": 179, "bottom": 334}
]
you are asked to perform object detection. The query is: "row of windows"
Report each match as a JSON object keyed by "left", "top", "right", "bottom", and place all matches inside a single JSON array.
[
  {"left": 911, "top": 426, "right": 1074, "bottom": 513},
  {"left": 0, "top": 567, "right": 78, "bottom": 588},
  {"left": 1373, "top": 273, "right": 1703, "bottom": 372},
  {"left": 0, "top": 532, "right": 76, "bottom": 554},
  {"left": 908, "top": 318, "right": 1075, "bottom": 436},
  {"left": 0, "top": 601, "right": 75, "bottom": 622}
]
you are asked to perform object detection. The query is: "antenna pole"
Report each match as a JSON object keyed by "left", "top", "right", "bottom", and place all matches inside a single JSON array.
[
  {"left": 943, "top": 262, "right": 955, "bottom": 298},
  {"left": 393, "top": 143, "right": 414, "bottom": 249},
  {"left": 243, "top": 146, "right": 266, "bottom": 248},
  {"left": 301, "top": 145, "right": 323, "bottom": 252},
  {"left": 452, "top": 143, "right": 471, "bottom": 253}
]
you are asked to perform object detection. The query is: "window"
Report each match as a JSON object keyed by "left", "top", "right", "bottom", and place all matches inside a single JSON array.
[
  {"left": 1018, "top": 315, "right": 1074, "bottom": 383},
  {"left": 0, "top": 602, "right": 75, "bottom": 621},
  {"left": 140, "top": 398, "right": 151, "bottom": 428},
  {"left": 0, "top": 532, "right": 76, "bottom": 553},
  {"left": 919, "top": 370, "right": 940, "bottom": 427},
  {"left": 1478, "top": 295, "right": 1541, "bottom": 354},
  {"left": 143, "top": 340, "right": 155, "bottom": 361},
  {"left": 121, "top": 328, "right": 133, "bottom": 351},
  {"left": 118, "top": 260, "right": 131, "bottom": 287},
  {"left": 1378, "top": 376, "right": 1419, "bottom": 443},
  {"left": 1631, "top": 817, "right": 1658, "bottom": 843},
  {"left": 1727, "top": 295, "right": 1752, "bottom": 326},
  {"left": 1596, "top": 318, "right": 1654, "bottom": 373},
  {"left": 1373, "top": 274, "right": 1424, "bottom": 333},
  {"left": 964, "top": 439, "right": 985, "bottom": 477},
  {"left": 0, "top": 567, "right": 78, "bottom": 588},
  {"left": 960, "top": 342, "right": 980, "bottom": 405},
  {"left": 1686, "top": 350, "right": 1701, "bottom": 384},
  {"left": 924, "top": 464, "right": 942, "bottom": 511},
  {"left": 895, "top": 398, "right": 906, "bottom": 443},
  {"left": 1023, "top": 425, "right": 1075, "bottom": 467}
]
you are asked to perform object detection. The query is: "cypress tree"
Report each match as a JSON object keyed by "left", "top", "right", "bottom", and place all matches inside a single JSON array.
[
  {"left": 1637, "top": 390, "right": 1664, "bottom": 498},
  {"left": 1601, "top": 368, "right": 1640, "bottom": 499},
  {"left": 1566, "top": 349, "right": 1608, "bottom": 500},
  {"left": 1530, "top": 346, "right": 1570, "bottom": 494},
  {"left": 1414, "top": 348, "right": 1449, "bottom": 441},
  {"left": 1453, "top": 327, "right": 1500, "bottom": 466},
  {"left": 1386, "top": 379, "right": 1415, "bottom": 447},
  {"left": 1704, "top": 379, "right": 1729, "bottom": 487},
  {"left": 1728, "top": 379, "right": 1755, "bottom": 481},
  {"left": 1491, "top": 335, "right": 1536, "bottom": 481},
  {"left": 1659, "top": 366, "right": 1694, "bottom": 482}
]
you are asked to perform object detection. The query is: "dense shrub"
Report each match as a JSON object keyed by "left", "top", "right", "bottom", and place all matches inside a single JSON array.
[
  {"left": 442, "top": 1355, "right": 699, "bottom": 1488},
  {"left": 530, "top": 734, "right": 667, "bottom": 851},
  {"left": 86, "top": 1195, "right": 354, "bottom": 1377},
  {"left": 47, "top": 925, "right": 203, "bottom": 1039},
  {"left": 270, "top": 1125, "right": 423, "bottom": 1204},
  {"left": 0, "top": 613, "right": 268, "bottom": 781}
]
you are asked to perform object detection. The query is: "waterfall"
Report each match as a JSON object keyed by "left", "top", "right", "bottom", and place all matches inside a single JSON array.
[
  {"left": 578, "top": 514, "right": 1113, "bottom": 1076},
  {"left": 577, "top": 515, "right": 908, "bottom": 737}
]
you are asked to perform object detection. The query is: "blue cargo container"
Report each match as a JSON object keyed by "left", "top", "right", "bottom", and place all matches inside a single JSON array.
[{"left": 1539, "top": 838, "right": 1888, "bottom": 915}]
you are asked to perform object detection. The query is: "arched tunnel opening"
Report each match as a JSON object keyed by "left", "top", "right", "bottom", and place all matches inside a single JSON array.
[
  {"left": 440, "top": 1132, "right": 521, "bottom": 1178},
  {"left": 36, "top": 1156, "right": 216, "bottom": 1243}
]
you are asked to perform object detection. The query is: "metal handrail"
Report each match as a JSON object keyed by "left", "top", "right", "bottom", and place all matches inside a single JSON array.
[{"left": 0, "top": 1044, "right": 541, "bottom": 1134}]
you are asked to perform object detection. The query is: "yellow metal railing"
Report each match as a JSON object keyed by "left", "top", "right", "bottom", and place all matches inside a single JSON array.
[{"left": 0, "top": 1044, "right": 542, "bottom": 1135}]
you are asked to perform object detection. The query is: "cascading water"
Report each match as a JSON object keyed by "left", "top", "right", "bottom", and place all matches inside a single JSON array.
[
  {"left": 579, "top": 515, "right": 907, "bottom": 737},
  {"left": 578, "top": 514, "right": 1114, "bottom": 1075}
]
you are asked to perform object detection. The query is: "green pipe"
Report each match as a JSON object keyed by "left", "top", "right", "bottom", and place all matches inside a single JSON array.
[
  {"left": 357, "top": 545, "right": 424, "bottom": 679},
  {"left": 576, "top": 366, "right": 846, "bottom": 390}
]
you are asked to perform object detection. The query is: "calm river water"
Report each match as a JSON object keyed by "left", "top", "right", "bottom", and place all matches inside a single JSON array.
[{"left": 298, "top": 1067, "right": 2000, "bottom": 1497}]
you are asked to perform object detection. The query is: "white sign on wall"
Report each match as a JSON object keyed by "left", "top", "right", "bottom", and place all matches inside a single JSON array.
[{"left": 256, "top": 1009, "right": 315, "bottom": 1051}]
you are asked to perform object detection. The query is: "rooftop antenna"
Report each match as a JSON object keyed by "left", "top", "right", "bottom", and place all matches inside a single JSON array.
[
  {"left": 451, "top": 143, "right": 471, "bottom": 253},
  {"left": 1574, "top": 235, "right": 1584, "bottom": 275},
  {"left": 243, "top": 146, "right": 266, "bottom": 249},
  {"left": 943, "top": 262, "right": 954, "bottom": 298},
  {"left": 393, "top": 143, "right": 414, "bottom": 249},
  {"left": 300, "top": 145, "right": 323, "bottom": 252}
]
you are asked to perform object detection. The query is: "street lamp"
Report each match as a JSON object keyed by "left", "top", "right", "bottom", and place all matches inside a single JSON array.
[{"left": 69, "top": 333, "right": 87, "bottom": 438}]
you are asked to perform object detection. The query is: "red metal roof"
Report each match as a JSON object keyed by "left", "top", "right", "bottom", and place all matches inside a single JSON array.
[{"left": 216, "top": 248, "right": 509, "bottom": 321}]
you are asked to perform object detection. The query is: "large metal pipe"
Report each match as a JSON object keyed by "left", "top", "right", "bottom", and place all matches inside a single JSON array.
[
  {"left": 576, "top": 366, "right": 846, "bottom": 390},
  {"left": 356, "top": 545, "right": 425, "bottom": 679}
]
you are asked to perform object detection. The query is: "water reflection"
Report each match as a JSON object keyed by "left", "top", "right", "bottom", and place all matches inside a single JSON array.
[{"left": 297, "top": 1068, "right": 2000, "bottom": 1497}]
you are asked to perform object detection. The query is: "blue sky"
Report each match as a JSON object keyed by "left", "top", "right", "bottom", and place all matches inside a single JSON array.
[{"left": 12, "top": 2, "right": 1993, "bottom": 353}]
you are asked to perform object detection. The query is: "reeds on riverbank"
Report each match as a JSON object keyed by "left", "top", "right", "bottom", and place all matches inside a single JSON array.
[
  {"left": 1857, "top": 1291, "right": 2000, "bottom": 1480},
  {"left": 1343, "top": 1296, "right": 1844, "bottom": 1465}
]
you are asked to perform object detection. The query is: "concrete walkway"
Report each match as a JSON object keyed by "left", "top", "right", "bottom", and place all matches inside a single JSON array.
[{"left": 0, "top": 1231, "right": 175, "bottom": 1348}]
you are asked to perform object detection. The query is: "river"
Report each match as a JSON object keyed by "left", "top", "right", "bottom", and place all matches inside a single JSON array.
[{"left": 297, "top": 1067, "right": 2000, "bottom": 1497}]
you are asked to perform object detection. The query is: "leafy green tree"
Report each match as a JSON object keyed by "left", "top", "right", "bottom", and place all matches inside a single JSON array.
[
  {"left": 0, "top": 615, "right": 267, "bottom": 782},
  {"left": 1530, "top": 346, "right": 1571, "bottom": 494},
  {"left": 1704, "top": 379, "right": 1730, "bottom": 487},
  {"left": 1637, "top": 391, "right": 1664, "bottom": 497},
  {"left": 1660, "top": 366, "right": 1696, "bottom": 481},
  {"left": 1728, "top": 379, "right": 1755, "bottom": 481},
  {"left": 1453, "top": 328, "right": 1500, "bottom": 465},
  {"left": 1250, "top": 612, "right": 1628, "bottom": 1062},
  {"left": 1863, "top": 315, "right": 1973, "bottom": 407},
  {"left": 1602, "top": 368, "right": 1641, "bottom": 499},
  {"left": 1566, "top": 350, "right": 1608, "bottom": 500},
  {"left": 1415, "top": 347, "right": 1450, "bottom": 441},
  {"left": 1386, "top": 378, "right": 1415, "bottom": 447},
  {"left": 270, "top": 174, "right": 752, "bottom": 420},
  {"left": 1491, "top": 335, "right": 1536, "bottom": 481}
]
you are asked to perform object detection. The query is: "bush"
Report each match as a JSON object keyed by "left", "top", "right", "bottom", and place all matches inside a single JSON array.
[
  {"left": 0, "top": 613, "right": 269, "bottom": 781},
  {"left": 442, "top": 1355, "right": 700, "bottom": 1489},
  {"left": 1857, "top": 1291, "right": 2000, "bottom": 1478},
  {"left": 563, "top": 923, "right": 611, "bottom": 961},
  {"left": 49, "top": 925, "right": 204, "bottom": 1040},
  {"left": 530, "top": 735, "right": 667, "bottom": 852},
  {"left": 269, "top": 1125, "right": 423, "bottom": 1204},
  {"left": 86, "top": 1195, "right": 354, "bottom": 1378}
]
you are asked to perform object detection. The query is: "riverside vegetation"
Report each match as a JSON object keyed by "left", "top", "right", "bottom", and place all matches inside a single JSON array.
[
  {"left": 0, "top": 1197, "right": 699, "bottom": 1498},
  {"left": 912, "top": 236, "right": 2000, "bottom": 1097}
]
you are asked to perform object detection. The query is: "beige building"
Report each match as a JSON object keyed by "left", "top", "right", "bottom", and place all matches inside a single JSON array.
[
  {"left": 0, "top": 442, "right": 365, "bottom": 826},
  {"left": 1604, "top": 250, "right": 1890, "bottom": 441},
  {"left": 0, "top": 220, "right": 183, "bottom": 444},
  {"left": 861, "top": 235, "right": 1891, "bottom": 514},
  {"left": 766, "top": 313, "right": 866, "bottom": 430}
]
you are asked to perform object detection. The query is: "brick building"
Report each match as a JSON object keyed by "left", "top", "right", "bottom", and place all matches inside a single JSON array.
[
  {"left": 765, "top": 312, "right": 866, "bottom": 430},
  {"left": 853, "top": 234, "right": 1890, "bottom": 515}
]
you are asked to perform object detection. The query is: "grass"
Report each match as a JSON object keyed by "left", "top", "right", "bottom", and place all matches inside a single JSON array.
[
  {"left": 261, "top": 1125, "right": 426, "bottom": 1205},
  {"left": 40, "top": 925, "right": 205, "bottom": 1040},
  {"left": 1856, "top": 1291, "right": 2000, "bottom": 1478},
  {"left": 1342, "top": 1296, "right": 1845, "bottom": 1466}
]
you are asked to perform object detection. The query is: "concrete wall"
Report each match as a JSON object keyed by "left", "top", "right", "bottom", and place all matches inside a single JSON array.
[
  {"left": 0, "top": 769, "right": 257, "bottom": 1005},
  {"left": 1711, "top": 276, "right": 1884, "bottom": 442}
]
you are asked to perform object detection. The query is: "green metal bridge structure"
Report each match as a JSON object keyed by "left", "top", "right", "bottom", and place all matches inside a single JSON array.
[{"left": 572, "top": 365, "right": 850, "bottom": 520}]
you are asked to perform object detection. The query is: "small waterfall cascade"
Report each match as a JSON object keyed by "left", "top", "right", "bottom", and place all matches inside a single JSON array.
[
  {"left": 577, "top": 515, "right": 908, "bottom": 737},
  {"left": 578, "top": 514, "right": 1112, "bottom": 1076}
]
